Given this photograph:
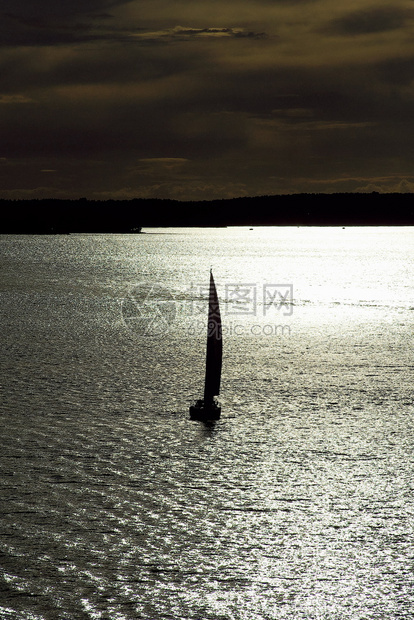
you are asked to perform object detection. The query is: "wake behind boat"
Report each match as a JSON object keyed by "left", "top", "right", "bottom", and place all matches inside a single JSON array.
[{"left": 190, "top": 270, "right": 222, "bottom": 421}]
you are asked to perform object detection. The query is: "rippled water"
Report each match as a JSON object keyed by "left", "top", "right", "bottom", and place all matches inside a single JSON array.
[{"left": 1, "top": 227, "right": 414, "bottom": 619}]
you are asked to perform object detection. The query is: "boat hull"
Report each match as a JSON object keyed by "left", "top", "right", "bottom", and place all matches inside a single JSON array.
[{"left": 189, "top": 400, "right": 221, "bottom": 421}]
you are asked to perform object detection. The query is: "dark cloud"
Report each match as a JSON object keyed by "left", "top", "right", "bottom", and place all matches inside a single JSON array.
[
  {"left": 0, "top": 0, "right": 134, "bottom": 46},
  {"left": 1, "top": 0, "right": 414, "bottom": 199},
  {"left": 322, "top": 6, "right": 413, "bottom": 36},
  {"left": 2, "top": 0, "right": 130, "bottom": 18},
  {"left": 375, "top": 55, "right": 414, "bottom": 86},
  {"left": 0, "top": 41, "right": 201, "bottom": 95}
]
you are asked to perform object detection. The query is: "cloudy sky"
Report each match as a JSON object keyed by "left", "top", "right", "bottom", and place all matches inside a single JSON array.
[{"left": 1, "top": 0, "right": 414, "bottom": 200}]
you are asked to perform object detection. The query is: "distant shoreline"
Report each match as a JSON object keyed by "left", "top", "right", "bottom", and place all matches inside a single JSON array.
[{"left": 1, "top": 192, "right": 413, "bottom": 233}]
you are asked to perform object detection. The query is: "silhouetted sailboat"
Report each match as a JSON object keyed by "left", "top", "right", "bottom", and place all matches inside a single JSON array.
[{"left": 190, "top": 270, "right": 222, "bottom": 420}]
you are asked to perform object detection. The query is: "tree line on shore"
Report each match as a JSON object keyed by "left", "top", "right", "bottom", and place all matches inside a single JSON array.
[{"left": 1, "top": 193, "right": 413, "bottom": 233}]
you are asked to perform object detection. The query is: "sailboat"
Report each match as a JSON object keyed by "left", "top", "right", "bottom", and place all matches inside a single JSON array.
[{"left": 189, "top": 270, "right": 222, "bottom": 421}]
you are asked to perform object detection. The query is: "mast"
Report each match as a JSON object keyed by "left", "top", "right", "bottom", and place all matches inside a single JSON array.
[{"left": 203, "top": 270, "right": 222, "bottom": 403}]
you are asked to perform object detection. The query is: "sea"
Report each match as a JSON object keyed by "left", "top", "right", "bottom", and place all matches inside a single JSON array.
[{"left": 0, "top": 226, "right": 413, "bottom": 620}]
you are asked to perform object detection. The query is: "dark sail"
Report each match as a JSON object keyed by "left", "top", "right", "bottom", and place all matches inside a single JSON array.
[{"left": 203, "top": 270, "right": 222, "bottom": 402}]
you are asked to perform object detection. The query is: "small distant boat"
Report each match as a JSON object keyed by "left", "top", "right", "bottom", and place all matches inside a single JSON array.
[{"left": 189, "top": 270, "right": 222, "bottom": 421}]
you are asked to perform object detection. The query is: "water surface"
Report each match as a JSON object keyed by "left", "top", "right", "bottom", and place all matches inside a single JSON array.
[{"left": 1, "top": 227, "right": 413, "bottom": 619}]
